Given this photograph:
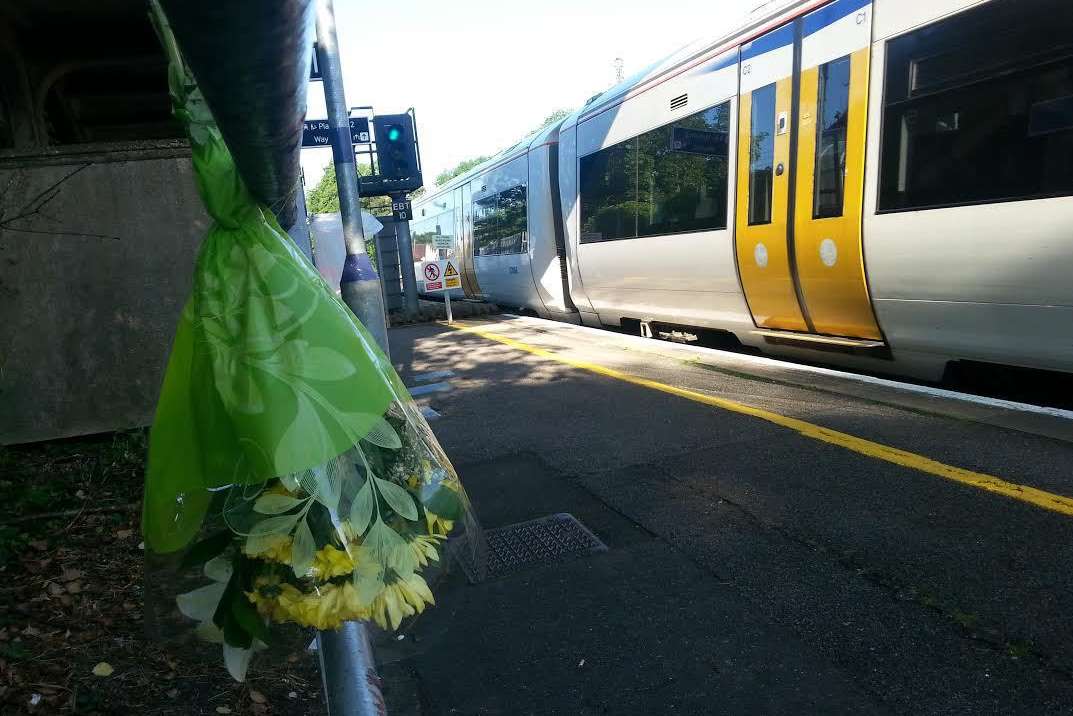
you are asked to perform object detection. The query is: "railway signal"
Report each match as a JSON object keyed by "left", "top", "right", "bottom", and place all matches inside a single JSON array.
[{"left": 371, "top": 113, "right": 422, "bottom": 192}]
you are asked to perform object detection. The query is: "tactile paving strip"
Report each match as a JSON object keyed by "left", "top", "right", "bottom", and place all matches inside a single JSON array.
[{"left": 454, "top": 513, "right": 607, "bottom": 584}]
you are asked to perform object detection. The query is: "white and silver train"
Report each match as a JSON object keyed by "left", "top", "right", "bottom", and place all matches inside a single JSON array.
[{"left": 410, "top": 0, "right": 1073, "bottom": 380}]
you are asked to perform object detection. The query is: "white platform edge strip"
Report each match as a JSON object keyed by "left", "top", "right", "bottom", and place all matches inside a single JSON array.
[{"left": 499, "top": 314, "right": 1073, "bottom": 422}]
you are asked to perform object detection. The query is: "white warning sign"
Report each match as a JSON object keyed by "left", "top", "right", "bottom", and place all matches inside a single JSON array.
[{"left": 422, "top": 260, "right": 443, "bottom": 291}]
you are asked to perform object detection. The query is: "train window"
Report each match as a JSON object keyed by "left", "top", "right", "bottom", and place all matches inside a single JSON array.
[
  {"left": 473, "top": 185, "right": 528, "bottom": 255},
  {"left": 580, "top": 101, "right": 730, "bottom": 243},
  {"left": 637, "top": 102, "right": 730, "bottom": 237},
  {"left": 473, "top": 195, "right": 499, "bottom": 256},
  {"left": 579, "top": 141, "right": 635, "bottom": 243},
  {"left": 813, "top": 56, "right": 850, "bottom": 219},
  {"left": 878, "top": 0, "right": 1073, "bottom": 211},
  {"left": 748, "top": 83, "right": 776, "bottom": 225}
]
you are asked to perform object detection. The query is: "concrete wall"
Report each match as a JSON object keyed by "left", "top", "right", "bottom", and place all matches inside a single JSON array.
[{"left": 0, "top": 142, "right": 208, "bottom": 444}]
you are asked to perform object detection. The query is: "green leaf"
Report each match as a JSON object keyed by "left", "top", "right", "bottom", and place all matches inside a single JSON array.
[
  {"left": 348, "top": 480, "right": 374, "bottom": 537},
  {"left": 247, "top": 513, "right": 300, "bottom": 540},
  {"left": 222, "top": 612, "right": 253, "bottom": 649},
  {"left": 230, "top": 590, "right": 269, "bottom": 643},
  {"left": 361, "top": 416, "right": 401, "bottom": 450},
  {"left": 374, "top": 477, "right": 418, "bottom": 521},
  {"left": 253, "top": 493, "right": 304, "bottom": 515},
  {"left": 421, "top": 485, "right": 463, "bottom": 521},
  {"left": 274, "top": 393, "right": 333, "bottom": 477},
  {"left": 276, "top": 342, "right": 356, "bottom": 381},
  {"left": 179, "top": 530, "right": 233, "bottom": 571},
  {"left": 291, "top": 517, "right": 315, "bottom": 578},
  {"left": 363, "top": 518, "right": 404, "bottom": 564},
  {"left": 176, "top": 582, "right": 227, "bottom": 623}
]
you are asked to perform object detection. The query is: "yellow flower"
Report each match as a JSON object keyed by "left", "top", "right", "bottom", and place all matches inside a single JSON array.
[
  {"left": 247, "top": 574, "right": 302, "bottom": 623},
  {"left": 424, "top": 511, "right": 454, "bottom": 537},
  {"left": 244, "top": 534, "right": 293, "bottom": 564},
  {"left": 311, "top": 544, "right": 355, "bottom": 581},
  {"left": 265, "top": 481, "right": 295, "bottom": 497},
  {"left": 406, "top": 473, "right": 420, "bottom": 489},
  {"left": 370, "top": 574, "right": 435, "bottom": 631},
  {"left": 408, "top": 534, "right": 443, "bottom": 568}
]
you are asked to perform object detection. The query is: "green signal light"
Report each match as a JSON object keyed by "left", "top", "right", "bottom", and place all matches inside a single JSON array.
[{"left": 386, "top": 126, "right": 402, "bottom": 142}]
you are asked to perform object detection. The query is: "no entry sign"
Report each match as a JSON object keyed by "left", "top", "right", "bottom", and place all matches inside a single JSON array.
[{"left": 422, "top": 260, "right": 443, "bottom": 291}]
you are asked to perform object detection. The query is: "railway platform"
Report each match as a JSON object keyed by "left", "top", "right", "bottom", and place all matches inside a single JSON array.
[{"left": 379, "top": 315, "right": 1073, "bottom": 715}]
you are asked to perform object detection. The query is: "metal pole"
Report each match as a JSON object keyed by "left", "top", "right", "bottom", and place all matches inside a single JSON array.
[
  {"left": 392, "top": 193, "right": 420, "bottom": 317},
  {"left": 314, "top": 2, "right": 388, "bottom": 714},
  {"left": 316, "top": 0, "right": 389, "bottom": 354},
  {"left": 445, "top": 290, "right": 453, "bottom": 325}
]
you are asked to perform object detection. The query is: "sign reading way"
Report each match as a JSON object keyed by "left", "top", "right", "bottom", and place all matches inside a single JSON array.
[{"left": 302, "top": 117, "right": 371, "bottom": 148}]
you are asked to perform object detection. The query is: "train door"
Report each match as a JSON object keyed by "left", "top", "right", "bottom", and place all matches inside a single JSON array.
[
  {"left": 455, "top": 182, "right": 482, "bottom": 298},
  {"left": 734, "top": 0, "right": 881, "bottom": 341}
]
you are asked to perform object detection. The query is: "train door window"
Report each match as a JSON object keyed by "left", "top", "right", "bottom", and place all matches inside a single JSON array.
[
  {"left": 473, "top": 195, "right": 498, "bottom": 256},
  {"left": 579, "top": 140, "right": 636, "bottom": 243},
  {"left": 878, "top": 0, "right": 1073, "bottom": 211},
  {"left": 472, "top": 185, "right": 528, "bottom": 255},
  {"left": 813, "top": 55, "right": 851, "bottom": 218},
  {"left": 497, "top": 185, "right": 528, "bottom": 254},
  {"left": 638, "top": 102, "right": 731, "bottom": 237},
  {"left": 748, "top": 83, "right": 777, "bottom": 225}
]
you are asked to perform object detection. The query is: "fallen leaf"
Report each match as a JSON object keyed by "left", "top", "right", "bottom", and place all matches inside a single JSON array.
[
  {"left": 249, "top": 690, "right": 267, "bottom": 704},
  {"left": 166, "top": 689, "right": 178, "bottom": 699},
  {"left": 46, "top": 583, "right": 64, "bottom": 597},
  {"left": 21, "top": 625, "right": 41, "bottom": 637},
  {"left": 92, "top": 662, "right": 114, "bottom": 677},
  {"left": 115, "top": 529, "right": 132, "bottom": 539},
  {"left": 65, "top": 581, "right": 82, "bottom": 595},
  {"left": 288, "top": 691, "right": 298, "bottom": 699},
  {"left": 215, "top": 707, "right": 232, "bottom": 714},
  {"left": 61, "top": 568, "right": 83, "bottom": 582},
  {"left": 30, "top": 540, "right": 48, "bottom": 552}
]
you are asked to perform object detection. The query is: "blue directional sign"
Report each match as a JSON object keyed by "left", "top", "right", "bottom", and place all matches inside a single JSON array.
[{"left": 302, "top": 117, "right": 371, "bottom": 148}]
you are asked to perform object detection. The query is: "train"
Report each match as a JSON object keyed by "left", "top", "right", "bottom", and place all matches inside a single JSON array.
[{"left": 409, "top": 0, "right": 1073, "bottom": 381}]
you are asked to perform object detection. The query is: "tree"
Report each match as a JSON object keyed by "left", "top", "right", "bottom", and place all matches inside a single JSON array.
[
  {"left": 434, "top": 155, "right": 491, "bottom": 187},
  {"left": 528, "top": 108, "right": 570, "bottom": 138},
  {"left": 429, "top": 108, "right": 575, "bottom": 190},
  {"left": 306, "top": 163, "right": 392, "bottom": 216}
]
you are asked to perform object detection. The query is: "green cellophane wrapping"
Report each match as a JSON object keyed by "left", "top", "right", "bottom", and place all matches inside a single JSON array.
[{"left": 143, "top": 5, "right": 478, "bottom": 682}]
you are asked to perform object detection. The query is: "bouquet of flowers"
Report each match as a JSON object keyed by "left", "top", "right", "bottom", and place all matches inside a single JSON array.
[{"left": 143, "top": 4, "right": 476, "bottom": 681}]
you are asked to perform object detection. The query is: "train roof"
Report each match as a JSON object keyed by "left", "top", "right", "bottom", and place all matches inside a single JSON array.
[{"left": 414, "top": 0, "right": 819, "bottom": 209}]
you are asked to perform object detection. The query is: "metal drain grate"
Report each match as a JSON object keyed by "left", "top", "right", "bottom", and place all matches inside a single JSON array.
[{"left": 454, "top": 513, "right": 607, "bottom": 583}]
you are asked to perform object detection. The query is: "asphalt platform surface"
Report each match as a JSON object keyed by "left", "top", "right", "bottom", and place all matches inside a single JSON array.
[{"left": 377, "top": 316, "right": 1073, "bottom": 715}]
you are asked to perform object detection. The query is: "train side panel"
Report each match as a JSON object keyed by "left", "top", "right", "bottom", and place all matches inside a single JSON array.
[
  {"left": 572, "top": 48, "right": 753, "bottom": 333},
  {"left": 863, "top": 0, "right": 1073, "bottom": 373}
]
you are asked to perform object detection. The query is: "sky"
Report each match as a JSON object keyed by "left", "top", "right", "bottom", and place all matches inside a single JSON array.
[{"left": 300, "top": 0, "right": 759, "bottom": 191}]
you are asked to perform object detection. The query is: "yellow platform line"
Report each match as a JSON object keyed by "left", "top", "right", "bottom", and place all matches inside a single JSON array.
[{"left": 447, "top": 321, "right": 1073, "bottom": 518}]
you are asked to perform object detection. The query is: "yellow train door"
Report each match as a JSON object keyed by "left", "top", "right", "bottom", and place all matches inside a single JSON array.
[{"left": 735, "top": 0, "right": 881, "bottom": 341}]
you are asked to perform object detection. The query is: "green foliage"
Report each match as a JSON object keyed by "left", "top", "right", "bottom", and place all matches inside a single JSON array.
[
  {"left": 528, "top": 108, "right": 570, "bottom": 137},
  {"left": 432, "top": 108, "right": 574, "bottom": 189},
  {"left": 306, "top": 163, "right": 393, "bottom": 216},
  {"left": 435, "top": 155, "right": 492, "bottom": 187}
]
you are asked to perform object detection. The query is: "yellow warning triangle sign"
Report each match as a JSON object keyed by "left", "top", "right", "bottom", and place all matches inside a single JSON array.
[{"left": 444, "top": 261, "right": 459, "bottom": 278}]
